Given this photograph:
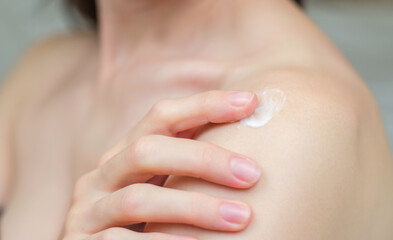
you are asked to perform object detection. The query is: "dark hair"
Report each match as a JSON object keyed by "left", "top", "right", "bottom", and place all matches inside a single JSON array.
[
  {"left": 68, "top": 0, "right": 304, "bottom": 27},
  {"left": 68, "top": 0, "right": 97, "bottom": 26}
]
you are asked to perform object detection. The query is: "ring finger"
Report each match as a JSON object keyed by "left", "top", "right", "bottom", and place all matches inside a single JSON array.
[
  {"left": 82, "top": 184, "right": 252, "bottom": 234},
  {"left": 93, "top": 135, "right": 261, "bottom": 191}
]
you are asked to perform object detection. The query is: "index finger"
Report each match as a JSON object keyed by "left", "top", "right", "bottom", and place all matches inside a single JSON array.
[
  {"left": 100, "top": 90, "right": 258, "bottom": 164},
  {"left": 142, "top": 90, "right": 258, "bottom": 135}
]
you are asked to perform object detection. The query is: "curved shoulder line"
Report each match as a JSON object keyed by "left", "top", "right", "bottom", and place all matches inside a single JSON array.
[{"left": 0, "top": 31, "right": 97, "bottom": 206}]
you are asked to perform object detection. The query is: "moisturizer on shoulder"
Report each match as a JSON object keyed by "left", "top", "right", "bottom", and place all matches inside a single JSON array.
[{"left": 240, "top": 88, "right": 287, "bottom": 128}]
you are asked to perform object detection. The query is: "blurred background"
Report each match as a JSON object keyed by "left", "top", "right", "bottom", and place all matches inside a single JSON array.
[{"left": 0, "top": 0, "right": 392, "bottom": 149}]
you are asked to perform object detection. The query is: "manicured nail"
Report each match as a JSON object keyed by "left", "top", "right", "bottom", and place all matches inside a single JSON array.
[
  {"left": 230, "top": 157, "right": 261, "bottom": 183},
  {"left": 220, "top": 201, "right": 251, "bottom": 224},
  {"left": 228, "top": 91, "right": 254, "bottom": 107}
]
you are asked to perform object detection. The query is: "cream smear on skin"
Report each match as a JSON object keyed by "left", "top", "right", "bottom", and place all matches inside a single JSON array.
[{"left": 240, "top": 89, "right": 287, "bottom": 128}]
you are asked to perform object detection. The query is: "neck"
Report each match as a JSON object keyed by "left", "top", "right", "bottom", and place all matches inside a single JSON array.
[{"left": 96, "top": 0, "right": 300, "bottom": 83}]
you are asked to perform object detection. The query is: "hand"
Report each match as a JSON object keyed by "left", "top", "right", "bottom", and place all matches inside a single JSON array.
[{"left": 62, "top": 90, "right": 261, "bottom": 240}]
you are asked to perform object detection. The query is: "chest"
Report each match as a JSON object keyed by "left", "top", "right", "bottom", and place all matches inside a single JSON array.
[{"left": 17, "top": 65, "right": 222, "bottom": 182}]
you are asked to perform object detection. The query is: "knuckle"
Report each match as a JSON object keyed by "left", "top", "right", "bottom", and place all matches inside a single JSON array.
[
  {"left": 72, "top": 173, "right": 93, "bottom": 201},
  {"left": 199, "top": 143, "right": 216, "bottom": 169},
  {"left": 128, "top": 135, "right": 155, "bottom": 168},
  {"left": 200, "top": 91, "right": 220, "bottom": 121},
  {"left": 202, "top": 90, "right": 219, "bottom": 105},
  {"left": 149, "top": 99, "right": 173, "bottom": 121},
  {"left": 64, "top": 206, "right": 87, "bottom": 235},
  {"left": 119, "top": 184, "right": 148, "bottom": 215}
]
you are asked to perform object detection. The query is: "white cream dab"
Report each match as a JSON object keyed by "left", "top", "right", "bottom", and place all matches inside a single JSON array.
[{"left": 240, "top": 88, "right": 287, "bottom": 128}]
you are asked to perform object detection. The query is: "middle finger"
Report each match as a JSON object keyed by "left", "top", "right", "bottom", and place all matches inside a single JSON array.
[{"left": 94, "top": 135, "right": 261, "bottom": 191}]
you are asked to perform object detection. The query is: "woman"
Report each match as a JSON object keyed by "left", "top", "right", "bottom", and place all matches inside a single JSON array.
[{"left": 1, "top": 0, "right": 392, "bottom": 239}]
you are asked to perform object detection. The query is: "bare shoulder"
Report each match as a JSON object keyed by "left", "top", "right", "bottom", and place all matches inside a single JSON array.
[
  {"left": 147, "top": 68, "right": 393, "bottom": 239},
  {"left": 216, "top": 69, "right": 393, "bottom": 239},
  {"left": 0, "top": 31, "right": 97, "bottom": 206},
  {"left": 0, "top": 31, "right": 97, "bottom": 110}
]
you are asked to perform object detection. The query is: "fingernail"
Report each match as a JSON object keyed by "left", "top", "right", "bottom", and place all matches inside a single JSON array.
[
  {"left": 220, "top": 201, "right": 251, "bottom": 224},
  {"left": 228, "top": 91, "right": 254, "bottom": 107},
  {"left": 230, "top": 157, "right": 261, "bottom": 183}
]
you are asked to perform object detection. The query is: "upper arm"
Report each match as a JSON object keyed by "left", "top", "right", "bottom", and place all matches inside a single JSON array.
[
  {"left": 0, "top": 65, "right": 26, "bottom": 208},
  {"left": 146, "top": 69, "right": 387, "bottom": 239},
  {"left": 0, "top": 33, "right": 87, "bottom": 207},
  {"left": 0, "top": 89, "right": 13, "bottom": 208},
  {"left": 0, "top": 37, "right": 54, "bottom": 206}
]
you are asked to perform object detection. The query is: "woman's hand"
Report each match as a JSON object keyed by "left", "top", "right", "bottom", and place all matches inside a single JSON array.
[{"left": 62, "top": 90, "right": 261, "bottom": 240}]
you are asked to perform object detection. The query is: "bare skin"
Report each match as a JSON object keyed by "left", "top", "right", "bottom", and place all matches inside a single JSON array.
[{"left": 1, "top": 0, "right": 393, "bottom": 239}]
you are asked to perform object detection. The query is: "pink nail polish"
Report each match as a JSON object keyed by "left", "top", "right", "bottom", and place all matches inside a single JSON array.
[
  {"left": 228, "top": 91, "right": 254, "bottom": 107},
  {"left": 220, "top": 201, "right": 250, "bottom": 224},
  {"left": 230, "top": 157, "right": 261, "bottom": 183}
]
